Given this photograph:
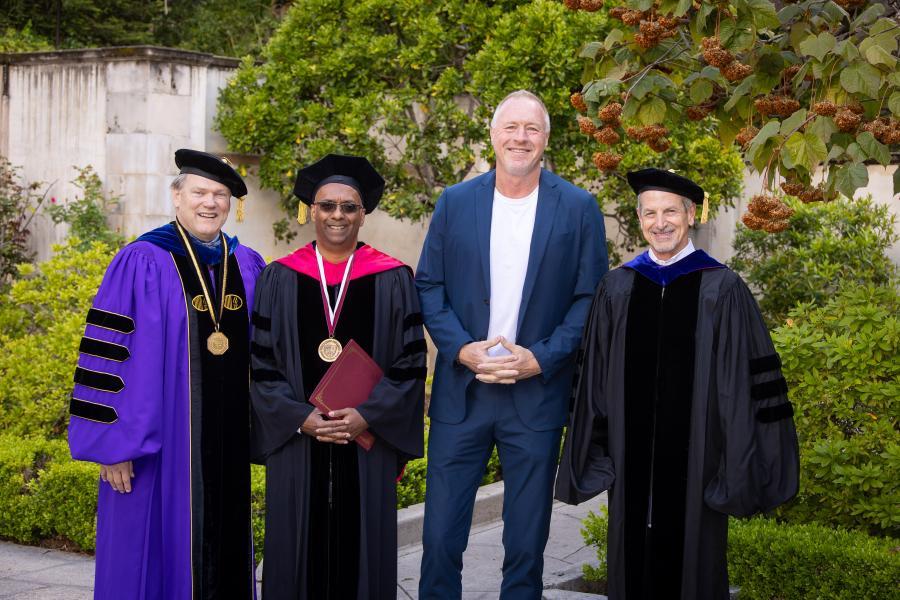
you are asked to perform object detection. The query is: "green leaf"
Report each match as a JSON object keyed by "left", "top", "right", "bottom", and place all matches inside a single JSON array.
[
  {"left": 833, "top": 163, "right": 869, "bottom": 198},
  {"left": 889, "top": 92, "right": 900, "bottom": 117},
  {"left": 810, "top": 115, "right": 838, "bottom": 141},
  {"left": 637, "top": 97, "right": 667, "bottom": 125},
  {"left": 894, "top": 167, "right": 900, "bottom": 196},
  {"left": 780, "top": 108, "right": 808, "bottom": 136},
  {"left": 869, "top": 17, "right": 899, "bottom": 38},
  {"left": 753, "top": 120, "right": 782, "bottom": 147},
  {"left": 724, "top": 76, "right": 755, "bottom": 111},
  {"left": 836, "top": 40, "right": 861, "bottom": 62},
  {"left": 845, "top": 143, "right": 866, "bottom": 163},
  {"left": 839, "top": 63, "right": 883, "bottom": 99},
  {"left": 629, "top": 0, "right": 655, "bottom": 10},
  {"left": 799, "top": 32, "right": 837, "bottom": 62},
  {"left": 674, "top": 0, "right": 693, "bottom": 17},
  {"left": 864, "top": 45, "right": 897, "bottom": 69},
  {"left": 856, "top": 132, "right": 891, "bottom": 166},
  {"left": 785, "top": 130, "right": 828, "bottom": 172},
  {"left": 851, "top": 3, "right": 885, "bottom": 29},
  {"left": 584, "top": 78, "right": 622, "bottom": 102},
  {"left": 604, "top": 30, "right": 624, "bottom": 51},
  {"left": 690, "top": 79, "right": 714, "bottom": 104},
  {"left": 579, "top": 42, "right": 604, "bottom": 60},
  {"left": 778, "top": 4, "right": 804, "bottom": 25},
  {"left": 746, "top": 0, "right": 780, "bottom": 30}
]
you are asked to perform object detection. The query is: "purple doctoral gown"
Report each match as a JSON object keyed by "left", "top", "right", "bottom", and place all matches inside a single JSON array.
[{"left": 68, "top": 231, "right": 265, "bottom": 600}]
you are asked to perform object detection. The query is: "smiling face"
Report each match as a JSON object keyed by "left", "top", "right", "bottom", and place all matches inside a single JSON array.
[
  {"left": 490, "top": 97, "right": 549, "bottom": 180},
  {"left": 637, "top": 190, "right": 696, "bottom": 260},
  {"left": 171, "top": 174, "right": 231, "bottom": 241},
  {"left": 311, "top": 182, "right": 365, "bottom": 258}
]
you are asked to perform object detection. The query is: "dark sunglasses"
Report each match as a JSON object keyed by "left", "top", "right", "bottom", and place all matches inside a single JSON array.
[{"left": 313, "top": 201, "right": 363, "bottom": 215}]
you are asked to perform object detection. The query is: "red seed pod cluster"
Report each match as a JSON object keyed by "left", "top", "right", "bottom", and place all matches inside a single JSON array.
[
  {"left": 844, "top": 101, "right": 865, "bottom": 115},
  {"left": 722, "top": 61, "right": 753, "bottom": 82},
  {"left": 734, "top": 126, "right": 759, "bottom": 148},
  {"left": 860, "top": 117, "right": 900, "bottom": 145},
  {"left": 835, "top": 0, "right": 866, "bottom": 8},
  {"left": 812, "top": 100, "right": 837, "bottom": 117},
  {"left": 634, "top": 14, "right": 679, "bottom": 49},
  {"left": 580, "top": 0, "right": 604, "bottom": 11},
  {"left": 594, "top": 126, "right": 622, "bottom": 145},
  {"left": 570, "top": 92, "right": 588, "bottom": 114},
  {"left": 625, "top": 124, "right": 671, "bottom": 152},
  {"left": 578, "top": 116, "right": 598, "bottom": 136},
  {"left": 620, "top": 9, "right": 646, "bottom": 26},
  {"left": 598, "top": 102, "right": 623, "bottom": 126},
  {"left": 780, "top": 181, "right": 805, "bottom": 197},
  {"left": 701, "top": 37, "right": 734, "bottom": 68},
  {"left": 608, "top": 6, "right": 628, "bottom": 20},
  {"left": 686, "top": 105, "right": 714, "bottom": 121},
  {"left": 563, "top": 0, "right": 581, "bottom": 10},
  {"left": 834, "top": 107, "right": 861, "bottom": 133},
  {"left": 743, "top": 194, "right": 794, "bottom": 232},
  {"left": 647, "top": 137, "right": 672, "bottom": 152},
  {"left": 754, "top": 95, "right": 801, "bottom": 118},
  {"left": 593, "top": 151, "right": 623, "bottom": 171},
  {"left": 798, "top": 186, "right": 825, "bottom": 204}
]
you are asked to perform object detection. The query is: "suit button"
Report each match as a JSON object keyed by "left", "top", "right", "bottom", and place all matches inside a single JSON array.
[{"left": 484, "top": 298, "right": 490, "bottom": 305}]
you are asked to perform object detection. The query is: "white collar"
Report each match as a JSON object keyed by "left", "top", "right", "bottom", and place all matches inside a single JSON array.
[{"left": 648, "top": 239, "right": 695, "bottom": 266}]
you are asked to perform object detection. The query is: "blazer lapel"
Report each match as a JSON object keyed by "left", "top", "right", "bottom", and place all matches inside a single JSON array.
[
  {"left": 516, "top": 171, "right": 559, "bottom": 334},
  {"left": 474, "top": 172, "right": 495, "bottom": 298}
]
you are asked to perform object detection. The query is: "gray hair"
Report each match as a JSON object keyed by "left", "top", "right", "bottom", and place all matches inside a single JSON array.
[
  {"left": 170, "top": 173, "right": 189, "bottom": 191},
  {"left": 490, "top": 90, "right": 551, "bottom": 133},
  {"left": 636, "top": 192, "right": 694, "bottom": 215}
]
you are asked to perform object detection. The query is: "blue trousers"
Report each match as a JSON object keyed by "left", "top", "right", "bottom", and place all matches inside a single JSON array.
[{"left": 419, "top": 383, "right": 563, "bottom": 599}]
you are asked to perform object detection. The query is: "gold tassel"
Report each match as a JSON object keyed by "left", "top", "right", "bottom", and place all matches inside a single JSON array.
[
  {"left": 236, "top": 196, "right": 246, "bottom": 223},
  {"left": 297, "top": 202, "right": 309, "bottom": 225},
  {"left": 700, "top": 192, "right": 710, "bottom": 224}
]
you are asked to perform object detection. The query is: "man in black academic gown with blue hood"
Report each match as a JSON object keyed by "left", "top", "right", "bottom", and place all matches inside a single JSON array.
[
  {"left": 555, "top": 168, "right": 799, "bottom": 600},
  {"left": 249, "top": 154, "right": 426, "bottom": 599}
]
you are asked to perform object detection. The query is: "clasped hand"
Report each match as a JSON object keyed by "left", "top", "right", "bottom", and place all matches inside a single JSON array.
[
  {"left": 100, "top": 461, "right": 134, "bottom": 493},
  {"left": 300, "top": 408, "right": 368, "bottom": 444},
  {"left": 458, "top": 336, "right": 542, "bottom": 384}
]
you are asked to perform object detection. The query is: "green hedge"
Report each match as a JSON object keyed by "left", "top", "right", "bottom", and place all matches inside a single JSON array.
[
  {"left": 0, "top": 434, "right": 97, "bottom": 550},
  {"left": 580, "top": 510, "right": 900, "bottom": 599}
]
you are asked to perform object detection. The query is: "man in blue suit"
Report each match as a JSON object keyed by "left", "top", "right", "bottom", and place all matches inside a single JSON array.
[{"left": 416, "top": 90, "right": 608, "bottom": 599}]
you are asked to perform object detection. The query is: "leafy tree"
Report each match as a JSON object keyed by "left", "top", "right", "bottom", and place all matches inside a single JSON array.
[
  {"left": 729, "top": 195, "right": 898, "bottom": 325},
  {"left": 0, "top": 22, "right": 53, "bottom": 52},
  {"left": 564, "top": 0, "right": 899, "bottom": 232},
  {"left": 773, "top": 284, "right": 899, "bottom": 536},
  {"left": 217, "top": 0, "right": 743, "bottom": 250},
  {"left": 0, "top": 158, "right": 49, "bottom": 291}
]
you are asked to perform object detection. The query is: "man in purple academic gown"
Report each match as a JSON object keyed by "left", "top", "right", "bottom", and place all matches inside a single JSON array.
[{"left": 67, "top": 149, "right": 266, "bottom": 600}]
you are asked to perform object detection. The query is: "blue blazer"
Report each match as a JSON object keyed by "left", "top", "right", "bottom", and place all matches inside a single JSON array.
[{"left": 415, "top": 170, "right": 608, "bottom": 431}]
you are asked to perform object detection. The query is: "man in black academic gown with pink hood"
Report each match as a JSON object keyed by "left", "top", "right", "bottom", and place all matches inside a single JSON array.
[
  {"left": 249, "top": 154, "right": 426, "bottom": 599},
  {"left": 555, "top": 168, "right": 799, "bottom": 600}
]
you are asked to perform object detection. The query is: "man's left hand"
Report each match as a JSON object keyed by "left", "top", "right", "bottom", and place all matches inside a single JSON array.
[
  {"left": 324, "top": 408, "right": 370, "bottom": 440},
  {"left": 475, "top": 337, "right": 542, "bottom": 384}
]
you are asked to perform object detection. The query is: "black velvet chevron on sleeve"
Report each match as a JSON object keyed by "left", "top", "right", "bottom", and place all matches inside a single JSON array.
[
  {"left": 251, "top": 312, "right": 271, "bottom": 331},
  {"left": 79, "top": 337, "right": 131, "bottom": 362},
  {"left": 69, "top": 396, "right": 119, "bottom": 424},
  {"left": 86, "top": 308, "right": 135, "bottom": 334},
  {"left": 750, "top": 377, "right": 788, "bottom": 401},
  {"left": 756, "top": 402, "right": 794, "bottom": 423},
  {"left": 74, "top": 367, "right": 125, "bottom": 393},
  {"left": 749, "top": 353, "right": 781, "bottom": 375}
]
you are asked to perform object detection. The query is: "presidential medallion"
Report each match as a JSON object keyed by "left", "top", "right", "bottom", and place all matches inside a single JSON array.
[
  {"left": 207, "top": 331, "right": 229, "bottom": 356},
  {"left": 317, "top": 337, "right": 342, "bottom": 362}
]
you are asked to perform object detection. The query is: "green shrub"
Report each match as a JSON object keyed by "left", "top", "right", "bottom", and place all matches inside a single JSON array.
[
  {"left": 0, "top": 239, "right": 117, "bottom": 438},
  {"left": 730, "top": 196, "right": 898, "bottom": 326},
  {"left": 728, "top": 518, "right": 900, "bottom": 600},
  {"left": 250, "top": 463, "right": 266, "bottom": 561},
  {"left": 772, "top": 284, "right": 900, "bottom": 536},
  {"left": 580, "top": 505, "right": 609, "bottom": 583},
  {"left": 0, "top": 156, "right": 47, "bottom": 290},
  {"left": 44, "top": 166, "right": 124, "bottom": 250},
  {"left": 30, "top": 459, "right": 99, "bottom": 550},
  {"left": 581, "top": 511, "right": 900, "bottom": 599},
  {"left": 0, "top": 434, "right": 79, "bottom": 545}
]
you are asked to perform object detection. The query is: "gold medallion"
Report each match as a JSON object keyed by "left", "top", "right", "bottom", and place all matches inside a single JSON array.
[
  {"left": 207, "top": 331, "right": 229, "bottom": 356},
  {"left": 317, "top": 337, "right": 342, "bottom": 362}
]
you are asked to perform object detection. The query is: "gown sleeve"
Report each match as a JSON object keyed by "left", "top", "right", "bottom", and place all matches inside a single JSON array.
[
  {"left": 249, "top": 264, "right": 314, "bottom": 461},
  {"left": 555, "top": 280, "right": 616, "bottom": 505},
  {"left": 703, "top": 278, "right": 800, "bottom": 516},
  {"left": 67, "top": 244, "right": 164, "bottom": 464},
  {"left": 356, "top": 267, "right": 426, "bottom": 461}
]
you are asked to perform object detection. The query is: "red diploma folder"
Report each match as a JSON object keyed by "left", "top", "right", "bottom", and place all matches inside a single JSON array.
[{"left": 309, "top": 339, "right": 382, "bottom": 451}]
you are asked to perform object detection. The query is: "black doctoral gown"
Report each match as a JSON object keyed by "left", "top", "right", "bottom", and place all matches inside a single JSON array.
[
  {"left": 555, "top": 250, "right": 799, "bottom": 600},
  {"left": 249, "top": 243, "right": 426, "bottom": 600}
]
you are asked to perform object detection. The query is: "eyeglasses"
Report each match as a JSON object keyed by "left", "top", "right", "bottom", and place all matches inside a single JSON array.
[{"left": 312, "top": 201, "right": 363, "bottom": 215}]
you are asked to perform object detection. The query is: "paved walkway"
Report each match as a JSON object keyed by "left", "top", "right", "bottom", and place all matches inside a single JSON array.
[{"left": 0, "top": 493, "right": 608, "bottom": 599}]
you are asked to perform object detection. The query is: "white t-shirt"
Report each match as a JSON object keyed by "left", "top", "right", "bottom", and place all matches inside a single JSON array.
[{"left": 486, "top": 185, "right": 539, "bottom": 356}]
